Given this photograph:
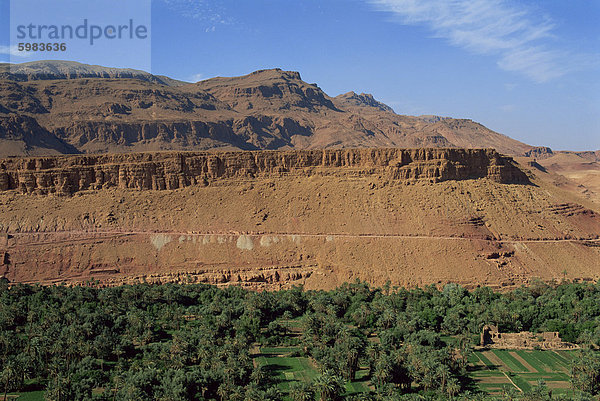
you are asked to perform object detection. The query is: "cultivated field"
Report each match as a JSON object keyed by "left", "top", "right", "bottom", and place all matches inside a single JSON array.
[
  {"left": 469, "top": 349, "right": 576, "bottom": 396},
  {"left": 254, "top": 345, "right": 371, "bottom": 399},
  {"left": 4, "top": 391, "right": 44, "bottom": 400}
]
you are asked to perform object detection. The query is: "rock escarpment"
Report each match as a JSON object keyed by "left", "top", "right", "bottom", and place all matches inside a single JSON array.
[{"left": 0, "top": 148, "right": 529, "bottom": 195}]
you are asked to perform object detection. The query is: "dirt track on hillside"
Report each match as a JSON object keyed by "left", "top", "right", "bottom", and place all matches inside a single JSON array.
[{"left": 9, "top": 229, "right": 600, "bottom": 245}]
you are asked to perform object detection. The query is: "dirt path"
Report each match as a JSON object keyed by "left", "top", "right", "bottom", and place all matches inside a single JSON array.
[
  {"left": 472, "top": 353, "right": 488, "bottom": 369},
  {"left": 7, "top": 229, "right": 600, "bottom": 247},
  {"left": 474, "top": 353, "right": 522, "bottom": 392},
  {"left": 502, "top": 372, "right": 523, "bottom": 392}
]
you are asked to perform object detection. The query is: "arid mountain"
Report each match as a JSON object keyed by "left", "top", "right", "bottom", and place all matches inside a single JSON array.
[
  {"left": 0, "top": 61, "right": 533, "bottom": 156},
  {"left": 1, "top": 62, "right": 597, "bottom": 291}
]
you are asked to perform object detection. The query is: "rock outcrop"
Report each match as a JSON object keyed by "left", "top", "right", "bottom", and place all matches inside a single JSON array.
[
  {"left": 524, "top": 146, "right": 554, "bottom": 159},
  {"left": 334, "top": 91, "right": 395, "bottom": 112},
  {"left": 0, "top": 148, "right": 529, "bottom": 195}
]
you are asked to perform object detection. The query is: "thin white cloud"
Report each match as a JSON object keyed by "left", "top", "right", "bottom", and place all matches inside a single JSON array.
[
  {"left": 368, "top": 0, "right": 596, "bottom": 82},
  {"left": 0, "top": 45, "right": 32, "bottom": 58},
  {"left": 189, "top": 72, "right": 205, "bottom": 82},
  {"left": 161, "top": 0, "right": 229, "bottom": 24}
]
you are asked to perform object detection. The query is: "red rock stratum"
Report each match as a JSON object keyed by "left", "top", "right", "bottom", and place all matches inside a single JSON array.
[{"left": 0, "top": 148, "right": 528, "bottom": 195}]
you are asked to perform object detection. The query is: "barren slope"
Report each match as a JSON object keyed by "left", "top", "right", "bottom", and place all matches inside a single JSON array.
[
  {"left": 1, "top": 148, "right": 598, "bottom": 290},
  {"left": 520, "top": 148, "right": 600, "bottom": 205}
]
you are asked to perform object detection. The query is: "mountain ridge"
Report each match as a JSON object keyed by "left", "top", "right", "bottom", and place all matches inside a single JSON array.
[
  {"left": 0, "top": 60, "right": 186, "bottom": 87},
  {"left": 0, "top": 61, "right": 533, "bottom": 156}
]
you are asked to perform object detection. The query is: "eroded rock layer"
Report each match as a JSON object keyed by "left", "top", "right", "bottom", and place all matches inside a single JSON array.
[{"left": 0, "top": 148, "right": 528, "bottom": 195}]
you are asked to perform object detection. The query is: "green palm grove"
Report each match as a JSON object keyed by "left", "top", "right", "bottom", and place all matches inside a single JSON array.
[{"left": 1, "top": 278, "right": 600, "bottom": 400}]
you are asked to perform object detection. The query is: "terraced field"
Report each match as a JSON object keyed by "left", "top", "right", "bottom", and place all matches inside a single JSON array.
[{"left": 469, "top": 349, "right": 576, "bottom": 396}]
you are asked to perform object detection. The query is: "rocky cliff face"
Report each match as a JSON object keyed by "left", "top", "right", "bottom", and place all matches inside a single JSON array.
[
  {"left": 0, "top": 148, "right": 529, "bottom": 195},
  {"left": 0, "top": 114, "right": 79, "bottom": 155}
]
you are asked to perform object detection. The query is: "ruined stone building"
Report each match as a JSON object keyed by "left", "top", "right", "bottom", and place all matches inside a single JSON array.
[{"left": 481, "top": 325, "right": 578, "bottom": 350}]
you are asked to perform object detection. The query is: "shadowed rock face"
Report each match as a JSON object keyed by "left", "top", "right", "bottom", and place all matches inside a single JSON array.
[
  {"left": 0, "top": 148, "right": 530, "bottom": 195},
  {"left": 0, "top": 114, "right": 80, "bottom": 155},
  {"left": 524, "top": 146, "right": 554, "bottom": 159}
]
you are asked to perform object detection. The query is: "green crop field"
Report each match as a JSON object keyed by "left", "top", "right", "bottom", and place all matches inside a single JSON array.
[
  {"left": 469, "top": 349, "right": 576, "bottom": 397},
  {"left": 5, "top": 391, "right": 45, "bottom": 401},
  {"left": 255, "top": 346, "right": 371, "bottom": 400}
]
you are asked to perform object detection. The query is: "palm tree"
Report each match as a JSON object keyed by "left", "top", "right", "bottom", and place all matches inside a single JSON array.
[
  {"left": 390, "top": 350, "right": 411, "bottom": 390},
  {"left": 1, "top": 360, "right": 15, "bottom": 401},
  {"left": 1, "top": 358, "right": 23, "bottom": 401},
  {"left": 378, "top": 309, "right": 396, "bottom": 330},
  {"left": 314, "top": 370, "right": 344, "bottom": 401},
  {"left": 372, "top": 358, "right": 392, "bottom": 387},
  {"left": 289, "top": 381, "right": 316, "bottom": 401},
  {"left": 446, "top": 378, "right": 460, "bottom": 399},
  {"left": 250, "top": 366, "right": 266, "bottom": 386},
  {"left": 217, "top": 382, "right": 234, "bottom": 401}
]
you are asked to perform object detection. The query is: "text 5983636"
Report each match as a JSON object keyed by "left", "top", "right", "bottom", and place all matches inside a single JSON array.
[{"left": 18, "top": 43, "right": 67, "bottom": 51}]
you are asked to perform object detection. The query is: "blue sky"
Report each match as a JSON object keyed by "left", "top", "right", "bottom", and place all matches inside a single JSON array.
[{"left": 1, "top": 0, "right": 599, "bottom": 150}]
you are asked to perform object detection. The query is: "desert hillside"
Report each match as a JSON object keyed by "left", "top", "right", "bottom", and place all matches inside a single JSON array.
[
  {"left": 0, "top": 61, "right": 532, "bottom": 156},
  {"left": 1, "top": 148, "right": 598, "bottom": 290},
  {"left": 521, "top": 148, "right": 600, "bottom": 206},
  {"left": 1, "top": 62, "right": 597, "bottom": 292}
]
